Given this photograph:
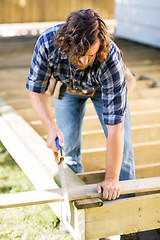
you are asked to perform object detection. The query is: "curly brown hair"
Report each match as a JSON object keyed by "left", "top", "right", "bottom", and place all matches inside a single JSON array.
[{"left": 54, "top": 9, "right": 111, "bottom": 62}]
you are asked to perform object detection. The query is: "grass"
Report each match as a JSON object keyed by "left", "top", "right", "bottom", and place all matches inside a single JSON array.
[{"left": 0, "top": 142, "right": 73, "bottom": 240}]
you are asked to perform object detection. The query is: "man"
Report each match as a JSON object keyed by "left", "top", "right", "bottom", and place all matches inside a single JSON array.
[{"left": 26, "top": 9, "right": 135, "bottom": 201}]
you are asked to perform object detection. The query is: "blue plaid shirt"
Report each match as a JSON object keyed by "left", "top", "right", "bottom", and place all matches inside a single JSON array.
[{"left": 26, "top": 24, "right": 127, "bottom": 125}]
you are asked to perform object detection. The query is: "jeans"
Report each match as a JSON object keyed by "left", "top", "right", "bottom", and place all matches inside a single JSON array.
[{"left": 54, "top": 87, "right": 135, "bottom": 183}]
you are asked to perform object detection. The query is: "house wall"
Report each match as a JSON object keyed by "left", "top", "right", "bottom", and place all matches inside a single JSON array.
[
  {"left": 0, "top": 0, "right": 114, "bottom": 23},
  {"left": 114, "top": 0, "right": 160, "bottom": 48}
]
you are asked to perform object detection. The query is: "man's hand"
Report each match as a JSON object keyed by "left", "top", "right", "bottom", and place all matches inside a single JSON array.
[
  {"left": 96, "top": 178, "right": 121, "bottom": 200},
  {"left": 46, "top": 124, "right": 64, "bottom": 162}
]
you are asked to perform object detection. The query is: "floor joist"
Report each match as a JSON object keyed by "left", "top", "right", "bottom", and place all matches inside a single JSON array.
[{"left": 17, "top": 107, "right": 160, "bottom": 129}]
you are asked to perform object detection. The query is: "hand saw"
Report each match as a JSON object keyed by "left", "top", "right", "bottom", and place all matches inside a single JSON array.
[{"left": 55, "top": 137, "right": 71, "bottom": 223}]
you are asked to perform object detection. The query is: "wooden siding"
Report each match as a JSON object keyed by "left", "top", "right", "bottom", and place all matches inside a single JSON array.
[
  {"left": 0, "top": 0, "right": 114, "bottom": 24},
  {"left": 115, "top": 0, "right": 160, "bottom": 48}
]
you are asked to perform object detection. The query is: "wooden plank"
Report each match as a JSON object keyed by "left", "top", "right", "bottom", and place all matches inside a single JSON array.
[
  {"left": 136, "top": 163, "right": 160, "bottom": 179},
  {"left": 19, "top": 111, "right": 101, "bottom": 131},
  {"left": 134, "top": 141, "right": 160, "bottom": 165},
  {"left": 18, "top": 99, "right": 160, "bottom": 123},
  {"left": 77, "top": 170, "right": 105, "bottom": 184},
  {"left": 0, "top": 89, "right": 27, "bottom": 98},
  {"left": 3, "top": 90, "right": 160, "bottom": 112},
  {"left": 129, "top": 64, "right": 160, "bottom": 74},
  {"left": 85, "top": 99, "right": 160, "bottom": 116},
  {"left": 0, "top": 177, "right": 160, "bottom": 209},
  {"left": 17, "top": 108, "right": 47, "bottom": 122},
  {"left": 131, "top": 109, "right": 160, "bottom": 126},
  {"left": 85, "top": 193, "right": 160, "bottom": 239},
  {"left": 82, "top": 141, "right": 160, "bottom": 172},
  {"left": 129, "top": 88, "right": 160, "bottom": 100},
  {"left": 78, "top": 162, "right": 160, "bottom": 183},
  {"left": 78, "top": 160, "right": 160, "bottom": 183},
  {"left": 0, "top": 81, "right": 27, "bottom": 91},
  {"left": 74, "top": 207, "right": 85, "bottom": 240},
  {"left": 131, "top": 124, "right": 160, "bottom": 144},
  {"left": 128, "top": 98, "right": 160, "bottom": 111},
  {"left": 19, "top": 109, "right": 160, "bottom": 134},
  {"left": 3, "top": 96, "right": 53, "bottom": 110},
  {"left": 125, "top": 57, "right": 160, "bottom": 67},
  {"left": 85, "top": 98, "right": 160, "bottom": 116},
  {"left": 81, "top": 124, "right": 160, "bottom": 149}
]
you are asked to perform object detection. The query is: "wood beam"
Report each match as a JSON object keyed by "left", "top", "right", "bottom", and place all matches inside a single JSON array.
[
  {"left": 85, "top": 99, "right": 160, "bottom": 116},
  {"left": 0, "top": 177, "right": 160, "bottom": 209},
  {"left": 128, "top": 98, "right": 160, "bottom": 111},
  {"left": 17, "top": 106, "right": 160, "bottom": 132},
  {"left": 82, "top": 124, "right": 160, "bottom": 149},
  {"left": 131, "top": 109, "right": 160, "bottom": 126},
  {"left": 77, "top": 163, "right": 160, "bottom": 183},
  {"left": 129, "top": 88, "right": 160, "bottom": 100},
  {"left": 131, "top": 124, "right": 160, "bottom": 143},
  {"left": 82, "top": 141, "right": 160, "bottom": 172},
  {"left": 136, "top": 163, "right": 160, "bottom": 178},
  {"left": 25, "top": 121, "right": 160, "bottom": 147},
  {"left": 85, "top": 193, "right": 160, "bottom": 239},
  {"left": 3, "top": 96, "right": 160, "bottom": 115}
]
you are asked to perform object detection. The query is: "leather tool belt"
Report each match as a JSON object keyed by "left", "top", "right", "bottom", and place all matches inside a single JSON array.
[
  {"left": 66, "top": 87, "right": 96, "bottom": 97},
  {"left": 47, "top": 60, "right": 136, "bottom": 99}
]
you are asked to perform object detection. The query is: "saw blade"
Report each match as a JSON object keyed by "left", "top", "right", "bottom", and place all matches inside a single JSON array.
[{"left": 58, "top": 161, "right": 71, "bottom": 223}]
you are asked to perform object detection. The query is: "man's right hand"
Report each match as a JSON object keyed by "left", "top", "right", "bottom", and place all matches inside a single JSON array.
[{"left": 46, "top": 124, "right": 64, "bottom": 162}]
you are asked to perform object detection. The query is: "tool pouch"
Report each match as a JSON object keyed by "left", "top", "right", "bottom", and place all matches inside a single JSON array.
[
  {"left": 120, "top": 49, "right": 136, "bottom": 92},
  {"left": 47, "top": 77, "right": 63, "bottom": 99},
  {"left": 123, "top": 61, "right": 136, "bottom": 92}
]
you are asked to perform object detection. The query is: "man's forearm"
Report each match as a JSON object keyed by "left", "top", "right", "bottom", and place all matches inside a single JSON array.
[
  {"left": 105, "top": 122, "right": 124, "bottom": 180},
  {"left": 27, "top": 90, "right": 56, "bottom": 132},
  {"left": 27, "top": 89, "right": 63, "bottom": 159}
]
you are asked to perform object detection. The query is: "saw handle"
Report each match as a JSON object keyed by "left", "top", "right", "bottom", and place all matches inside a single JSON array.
[{"left": 55, "top": 137, "right": 64, "bottom": 165}]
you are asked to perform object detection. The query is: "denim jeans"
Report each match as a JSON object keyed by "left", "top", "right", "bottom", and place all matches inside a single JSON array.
[{"left": 54, "top": 86, "right": 135, "bottom": 183}]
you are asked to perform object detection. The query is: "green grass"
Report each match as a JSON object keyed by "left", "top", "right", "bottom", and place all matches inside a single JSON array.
[{"left": 0, "top": 142, "right": 73, "bottom": 240}]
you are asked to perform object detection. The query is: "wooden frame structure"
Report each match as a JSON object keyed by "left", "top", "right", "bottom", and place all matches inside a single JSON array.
[
  {"left": 0, "top": 36, "right": 160, "bottom": 239},
  {"left": 0, "top": 98, "right": 160, "bottom": 239}
]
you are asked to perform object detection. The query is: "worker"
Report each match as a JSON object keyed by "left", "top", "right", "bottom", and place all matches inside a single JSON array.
[{"left": 26, "top": 9, "right": 135, "bottom": 202}]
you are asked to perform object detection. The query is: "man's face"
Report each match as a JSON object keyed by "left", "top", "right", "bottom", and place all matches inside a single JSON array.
[{"left": 71, "top": 39, "right": 100, "bottom": 70}]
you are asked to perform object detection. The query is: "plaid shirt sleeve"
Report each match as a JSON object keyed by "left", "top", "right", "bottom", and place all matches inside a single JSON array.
[
  {"left": 101, "top": 42, "right": 127, "bottom": 125},
  {"left": 26, "top": 27, "right": 59, "bottom": 93}
]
